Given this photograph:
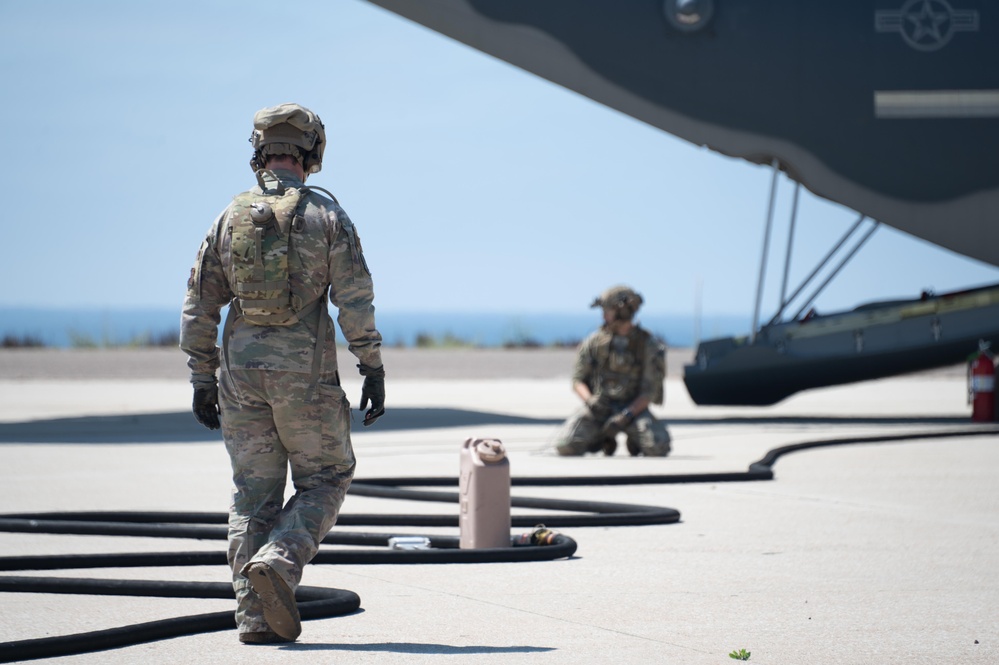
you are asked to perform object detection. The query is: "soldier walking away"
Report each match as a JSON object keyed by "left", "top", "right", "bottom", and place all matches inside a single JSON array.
[
  {"left": 180, "top": 103, "right": 385, "bottom": 644},
  {"left": 554, "top": 285, "right": 671, "bottom": 457}
]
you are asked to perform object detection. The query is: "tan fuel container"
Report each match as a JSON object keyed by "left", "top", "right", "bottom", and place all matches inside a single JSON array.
[{"left": 459, "top": 437, "right": 511, "bottom": 549}]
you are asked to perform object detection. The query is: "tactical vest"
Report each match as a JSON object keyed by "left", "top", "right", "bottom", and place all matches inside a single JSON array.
[
  {"left": 226, "top": 185, "right": 308, "bottom": 326},
  {"left": 219, "top": 174, "right": 336, "bottom": 401},
  {"left": 591, "top": 327, "right": 666, "bottom": 405}
]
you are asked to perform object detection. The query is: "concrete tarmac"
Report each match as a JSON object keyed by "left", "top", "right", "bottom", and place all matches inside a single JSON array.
[{"left": 0, "top": 347, "right": 996, "bottom": 664}]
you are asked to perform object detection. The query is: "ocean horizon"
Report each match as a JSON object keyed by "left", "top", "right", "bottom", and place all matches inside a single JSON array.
[{"left": 0, "top": 307, "right": 750, "bottom": 349}]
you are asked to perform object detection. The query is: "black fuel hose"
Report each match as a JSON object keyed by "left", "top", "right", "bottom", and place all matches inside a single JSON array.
[
  {"left": 1, "top": 426, "right": 996, "bottom": 662},
  {"left": 0, "top": 578, "right": 359, "bottom": 662}
]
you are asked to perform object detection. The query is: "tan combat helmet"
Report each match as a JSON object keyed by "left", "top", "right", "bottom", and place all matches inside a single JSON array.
[
  {"left": 249, "top": 103, "right": 326, "bottom": 175},
  {"left": 591, "top": 285, "right": 644, "bottom": 321}
]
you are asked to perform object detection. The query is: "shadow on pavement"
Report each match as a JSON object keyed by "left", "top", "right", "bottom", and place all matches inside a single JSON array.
[
  {"left": 0, "top": 411, "right": 971, "bottom": 445},
  {"left": 668, "top": 415, "right": 970, "bottom": 426},
  {"left": 0, "top": 409, "right": 565, "bottom": 444}
]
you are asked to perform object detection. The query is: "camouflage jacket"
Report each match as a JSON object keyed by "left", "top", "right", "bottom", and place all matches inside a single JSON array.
[
  {"left": 572, "top": 324, "right": 666, "bottom": 405},
  {"left": 180, "top": 169, "right": 382, "bottom": 381}
]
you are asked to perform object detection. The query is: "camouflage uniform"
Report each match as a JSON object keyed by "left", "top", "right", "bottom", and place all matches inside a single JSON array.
[
  {"left": 180, "top": 167, "right": 381, "bottom": 637},
  {"left": 554, "top": 325, "right": 671, "bottom": 456}
]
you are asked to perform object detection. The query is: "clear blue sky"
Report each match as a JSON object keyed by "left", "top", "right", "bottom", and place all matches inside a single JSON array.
[{"left": 2, "top": 0, "right": 996, "bottom": 329}]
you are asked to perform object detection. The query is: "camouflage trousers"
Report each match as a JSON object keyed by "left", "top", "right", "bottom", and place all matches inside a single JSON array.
[
  {"left": 553, "top": 406, "right": 671, "bottom": 457},
  {"left": 219, "top": 368, "right": 355, "bottom": 635}
]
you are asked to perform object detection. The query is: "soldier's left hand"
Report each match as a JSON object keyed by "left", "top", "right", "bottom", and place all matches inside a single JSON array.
[
  {"left": 601, "top": 409, "right": 634, "bottom": 436},
  {"left": 358, "top": 364, "right": 385, "bottom": 427}
]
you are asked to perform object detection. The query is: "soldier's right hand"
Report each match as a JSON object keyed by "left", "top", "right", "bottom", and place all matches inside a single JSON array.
[{"left": 193, "top": 385, "right": 221, "bottom": 430}]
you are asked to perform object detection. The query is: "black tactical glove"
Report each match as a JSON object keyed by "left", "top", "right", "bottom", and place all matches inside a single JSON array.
[
  {"left": 358, "top": 364, "right": 386, "bottom": 427},
  {"left": 601, "top": 409, "right": 635, "bottom": 437},
  {"left": 192, "top": 384, "right": 221, "bottom": 430}
]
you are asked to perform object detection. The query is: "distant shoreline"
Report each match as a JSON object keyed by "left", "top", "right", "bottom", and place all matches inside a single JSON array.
[{"left": 0, "top": 307, "right": 747, "bottom": 350}]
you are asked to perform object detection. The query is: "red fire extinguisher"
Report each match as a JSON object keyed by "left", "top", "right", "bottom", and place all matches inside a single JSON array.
[{"left": 968, "top": 342, "right": 996, "bottom": 422}]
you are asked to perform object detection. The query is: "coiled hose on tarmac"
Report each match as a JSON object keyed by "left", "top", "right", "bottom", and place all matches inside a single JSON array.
[{"left": 0, "top": 426, "right": 996, "bottom": 662}]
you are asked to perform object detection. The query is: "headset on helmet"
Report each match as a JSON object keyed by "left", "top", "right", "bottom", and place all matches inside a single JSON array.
[
  {"left": 249, "top": 103, "right": 326, "bottom": 175},
  {"left": 591, "top": 285, "right": 643, "bottom": 321}
]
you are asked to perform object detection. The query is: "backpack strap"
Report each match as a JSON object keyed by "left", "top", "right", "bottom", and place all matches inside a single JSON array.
[
  {"left": 304, "top": 293, "right": 329, "bottom": 402},
  {"left": 220, "top": 303, "right": 240, "bottom": 404},
  {"left": 298, "top": 186, "right": 336, "bottom": 400}
]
